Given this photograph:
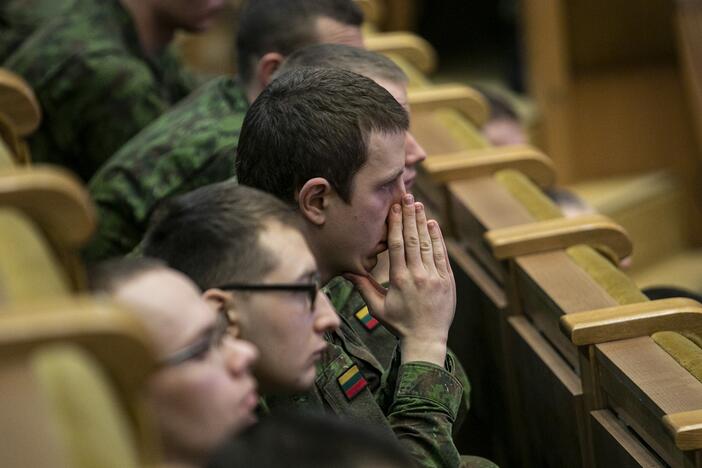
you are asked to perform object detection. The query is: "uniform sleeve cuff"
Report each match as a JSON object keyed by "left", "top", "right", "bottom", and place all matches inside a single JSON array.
[{"left": 395, "top": 358, "right": 464, "bottom": 418}]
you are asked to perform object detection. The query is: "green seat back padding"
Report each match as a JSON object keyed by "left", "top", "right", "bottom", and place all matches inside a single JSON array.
[
  {"left": 0, "top": 139, "right": 14, "bottom": 168},
  {"left": 433, "top": 108, "right": 490, "bottom": 149},
  {"left": 494, "top": 169, "right": 562, "bottom": 221},
  {"left": 565, "top": 245, "right": 648, "bottom": 305},
  {"left": 31, "top": 345, "right": 140, "bottom": 468},
  {"left": 652, "top": 331, "right": 702, "bottom": 384},
  {"left": 0, "top": 209, "right": 69, "bottom": 302},
  {"left": 384, "top": 53, "right": 432, "bottom": 88}
]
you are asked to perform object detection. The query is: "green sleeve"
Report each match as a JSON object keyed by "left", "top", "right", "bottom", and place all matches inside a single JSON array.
[{"left": 386, "top": 354, "right": 464, "bottom": 468}]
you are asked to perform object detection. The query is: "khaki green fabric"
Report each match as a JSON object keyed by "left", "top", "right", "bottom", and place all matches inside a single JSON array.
[
  {"left": 494, "top": 169, "right": 562, "bottom": 221},
  {"left": 0, "top": 209, "right": 68, "bottom": 302},
  {"left": 4, "top": 0, "right": 196, "bottom": 180},
  {"left": 31, "top": 345, "right": 140, "bottom": 468},
  {"left": 652, "top": 331, "right": 702, "bottom": 384},
  {"left": 434, "top": 109, "right": 489, "bottom": 149},
  {"left": 565, "top": 245, "right": 647, "bottom": 306}
]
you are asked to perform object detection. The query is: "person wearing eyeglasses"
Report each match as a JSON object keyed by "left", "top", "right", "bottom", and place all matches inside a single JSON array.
[
  {"left": 89, "top": 258, "right": 259, "bottom": 468},
  {"left": 141, "top": 182, "right": 342, "bottom": 395}
]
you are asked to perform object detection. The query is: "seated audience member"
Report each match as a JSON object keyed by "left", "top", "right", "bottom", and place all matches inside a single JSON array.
[
  {"left": 4, "top": 0, "right": 225, "bottom": 180},
  {"left": 270, "top": 44, "right": 472, "bottom": 431},
  {"left": 89, "top": 258, "right": 258, "bottom": 468},
  {"left": 208, "top": 412, "right": 416, "bottom": 468},
  {"left": 236, "top": 67, "right": 468, "bottom": 468},
  {"left": 0, "top": 0, "right": 80, "bottom": 61},
  {"left": 84, "top": 0, "right": 364, "bottom": 262},
  {"left": 141, "top": 182, "right": 341, "bottom": 395}
]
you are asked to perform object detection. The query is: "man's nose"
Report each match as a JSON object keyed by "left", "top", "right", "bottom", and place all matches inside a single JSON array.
[{"left": 313, "top": 293, "right": 341, "bottom": 333}]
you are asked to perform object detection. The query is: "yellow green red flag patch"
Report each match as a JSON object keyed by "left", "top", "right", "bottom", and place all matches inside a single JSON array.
[
  {"left": 337, "top": 364, "right": 368, "bottom": 400},
  {"left": 354, "top": 306, "right": 379, "bottom": 331}
]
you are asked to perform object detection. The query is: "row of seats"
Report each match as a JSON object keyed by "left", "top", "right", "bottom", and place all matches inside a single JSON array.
[
  {"left": 357, "top": 3, "right": 702, "bottom": 466},
  {"left": 0, "top": 68, "right": 160, "bottom": 467},
  {"left": 1, "top": 1, "right": 700, "bottom": 465}
]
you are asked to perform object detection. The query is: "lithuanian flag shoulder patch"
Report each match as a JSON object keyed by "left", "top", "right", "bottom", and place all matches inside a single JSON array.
[
  {"left": 354, "top": 306, "right": 379, "bottom": 331},
  {"left": 337, "top": 364, "right": 368, "bottom": 401}
]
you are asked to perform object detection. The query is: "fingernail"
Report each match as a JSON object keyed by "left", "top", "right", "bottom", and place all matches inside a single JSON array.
[
  {"left": 415, "top": 202, "right": 423, "bottom": 212},
  {"left": 404, "top": 194, "right": 414, "bottom": 205},
  {"left": 392, "top": 204, "right": 401, "bottom": 213}
]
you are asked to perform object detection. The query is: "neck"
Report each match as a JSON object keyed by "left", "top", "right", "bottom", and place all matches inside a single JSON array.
[
  {"left": 301, "top": 224, "right": 335, "bottom": 285},
  {"left": 119, "top": 0, "right": 174, "bottom": 55}
]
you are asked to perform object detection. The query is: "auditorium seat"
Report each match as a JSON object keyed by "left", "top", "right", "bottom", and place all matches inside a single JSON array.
[
  {"left": 0, "top": 68, "right": 41, "bottom": 164},
  {"left": 0, "top": 299, "right": 159, "bottom": 467}
]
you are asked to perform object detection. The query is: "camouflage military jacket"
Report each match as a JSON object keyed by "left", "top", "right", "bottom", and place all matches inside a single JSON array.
[
  {"left": 266, "top": 282, "right": 466, "bottom": 468},
  {"left": 325, "top": 276, "right": 472, "bottom": 431},
  {"left": 84, "top": 77, "right": 248, "bottom": 262},
  {"left": 0, "top": 0, "right": 78, "bottom": 62},
  {"left": 4, "top": 0, "right": 197, "bottom": 180}
]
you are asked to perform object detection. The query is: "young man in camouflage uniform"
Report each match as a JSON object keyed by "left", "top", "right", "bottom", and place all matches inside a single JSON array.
[
  {"left": 4, "top": 0, "right": 225, "bottom": 179},
  {"left": 236, "top": 67, "right": 465, "bottom": 468},
  {"left": 83, "top": 0, "right": 365, "bottom": 262},
  {"left": 0, "top": 0, "right": 79, "bottom": 61}
]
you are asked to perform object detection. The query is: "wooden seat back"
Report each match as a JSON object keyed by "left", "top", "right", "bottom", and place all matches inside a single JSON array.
[
  {"left": 0, "top": 166, "right": 96, "bottom": 299},
  {"left": 0, "top": 68, "right": 41, "bottom": 164},
  {"left": 0, "top": 298, "right": 159, "bottom": 467}
]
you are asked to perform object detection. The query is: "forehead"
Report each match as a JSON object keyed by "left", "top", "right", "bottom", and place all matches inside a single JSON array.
[
  {"left": 314, "top": 16, "right": 364, "bottom": 47},
  {"left": 115, "top": 270, "right": 214, "bottom": 355},
  {"left": 372, "top": 78, "right": 409, "bottom": 111},
  {"left": 356, "top": 130, "right": 406, "bottom": 182},
  {"left": 258, "top": 221, "right": 317, "bottom": 281}
]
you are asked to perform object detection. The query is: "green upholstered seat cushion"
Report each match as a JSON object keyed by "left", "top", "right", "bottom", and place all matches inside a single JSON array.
[
  {"left": 652, "top": 331, "right": 702, "bottom": 384},
  {"left": 565, "top": 245, "right": 648, "bottom": 306},
  {"left": 0, "top": 209, "right": 69, "bottom": 302},
  {"left": 494, "top": 169, "right": 562, "bottom": 221},
  {"left": 31, "top": 344, "right": 140, "bottom": 468},
  {"left": 433, "top": 108, "right": 490, "bottom": 149}
]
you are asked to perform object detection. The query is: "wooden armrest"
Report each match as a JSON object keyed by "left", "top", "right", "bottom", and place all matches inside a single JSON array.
[
  {"left": 0, "top": 68, "right": 41, "bottom": 137},
  {"left": 484, "top": 213, "right": 632, "bottom": 264},
  {"left": 663, "top": 410, "right": 702, "bottom": 451},
  {"left": 355, "top": 0, "right": 384, "bottom": 25},
  {"left": 408, "top": 84, "right": 489, "bottom": 127},
  {"left": 0, "top": 166, "right": 95, "bottom": 248},
  {"left": 422, "top": 145, "right": 556, "bottom": 187},
  {"left": 0, "top": 296, "right": 156, "bottom": 391},
  {"left": 560, "top": 297, "right": 702, "bottom": 346},
  {"left": 365, "top": 32, "right": 437, "bottom": 74}
]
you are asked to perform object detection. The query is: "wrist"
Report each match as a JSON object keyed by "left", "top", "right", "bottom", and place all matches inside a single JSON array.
[{"left": 400, "top": 337, "right": 447, "bottom": 366}]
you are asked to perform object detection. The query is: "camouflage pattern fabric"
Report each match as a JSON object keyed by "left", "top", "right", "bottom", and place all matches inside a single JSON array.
[
  {"left": 3, "top": 0, "right": 197, "bottom": 180},
  {"left": 265, "top": 281, "right": 469, "bottom": 468},
  {"left": 0, "top": 0, "right": 78, "bottom": 62},
  {"left": 84, "top": 77, "right": 248, "bottom": 262},
  {"left": 324, "top": 275, "right": 472, "bottom": 435}
]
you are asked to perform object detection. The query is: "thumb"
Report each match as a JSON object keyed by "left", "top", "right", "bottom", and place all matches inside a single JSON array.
[{"left": 343, "top": 273, "right": 387, "bottom": 316}]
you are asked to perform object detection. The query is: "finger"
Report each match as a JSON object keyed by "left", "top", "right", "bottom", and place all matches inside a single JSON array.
[
  {"left": 428, "top": 220, "right": 450, "bottom": 277},
  {"left": 402, "top": 194, "right": 422, "bottom": 269},
  {"left": 414, "top": 202, "right": 436, "bottom": 273},
  {"left": 387, "top": 203, "right": 406, "bottom": 278},
  {"left": 344, "top": 273, "right": 387, "bottom": 317}
]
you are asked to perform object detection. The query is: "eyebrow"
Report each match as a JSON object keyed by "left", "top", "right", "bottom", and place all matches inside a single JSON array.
[
  {"left": 295, "top": 269, "right": 319, "bottom": 282},
  {"left": 379, "top": 168, "right": 405, "bottom": 187}
]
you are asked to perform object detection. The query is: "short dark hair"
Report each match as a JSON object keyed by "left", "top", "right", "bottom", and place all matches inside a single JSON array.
[
  {"left": 236, "top": 67, "right": 408, "bottom": 204},
  {"left": 207, "top": 411, "right": 416, "bottom": 468},
  {"left": 275, "top": 43, "right": 408, "bottom": 85},
  {"left": 141, "top": 181, "right": 301, "bottom": 290},
  {"left": 88, "top": 257, "right": 167, "bottom": 293},
  {"left": 236, "top": 0, "right": 363, "bottom": 85}
]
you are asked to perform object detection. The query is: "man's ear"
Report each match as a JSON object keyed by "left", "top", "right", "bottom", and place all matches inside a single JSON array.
[
  {"left": 203, "top": 289, "right": 242, "bottom": 338},
  {"left": 256, "top": 52, "right": 284, "bottom": 89},
  {"left": 297, "top": 177, "right": 333, "bottom": 226}
]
